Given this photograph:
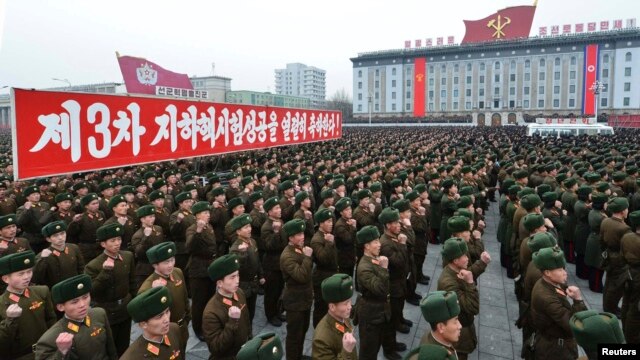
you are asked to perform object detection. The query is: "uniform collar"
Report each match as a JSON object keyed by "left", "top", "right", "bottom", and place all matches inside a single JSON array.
[
  {"left": 7, "top": 288, "right": 30, "bottom": 302},
  {"left": 104, "top": 251, "right": 123, "bottom": 261}
]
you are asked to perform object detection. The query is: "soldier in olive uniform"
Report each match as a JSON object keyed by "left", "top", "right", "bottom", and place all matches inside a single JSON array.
[
  {"left": 409, "top": 189, "right": 430, "bottom": 285},
  {"left": 35, "top": 274, "right": 118, "bottom": 359},
  {"left": 237, "top": 332, "right": 284, "bottom": 360},
  {"left": 353, "top": 189, "right": 377, "bottom": 231},
  {"left": 84, "top": 223, "right": 136, "bottom": 356},
  {"left": 355, "top": 225, "right": 401, "bottom": 360},
  {"left": 150, "top": 190, "right": 171, "bottom": 239},
  {"left": 35, "top": 179, "right": 56, "bottom": 209},
  {"left": 33, "top": 221, "right": 85, "bottom": 293},
  {"left": 620, "top": 210, "right": 640, "bottom": 342},
  {"left": 66, "top": 193, "right": 105, "bottom": 262},
  {"left": 279, "top": 181, "right": 296, "bottom": 223},
  {"left": 0, "top": 214, "right": 31, "bottom": 258},
  {"left": 130, "top": 205, "right": 165, "bottom": 287},
  {"left": 561, "top": 178, "right": 579, "bottom": 264},
  {"left": 573, "top": 186, "right": 592, "bottom": 280},
  {"left": 600, "top": 197, "right": 631, "bottom": 315},
  {"left": 428, "top": 174, "right": 443, "bottom": 245},
  {"left": 97, "top": 182, "right": 115, "bottom": 219},
  {"left": 530, "top": 247, "right": 587, "bottom": 359},
  {"left": 439, "top": 180, "right": 459, "bottom": 244},
  {"left": 311, "top": 274, "right": 358, "bottom": 359},
  {"left": 418, "top": 291, "right": 461, "bottom": 358},
  {"left": 186, "top": 201, "right": 217, "bottom": 340},
  {"left": 139, "top": 242, "right": 191, "bottom": 354},
  {"left": 446, "top": 216, "right": 490, "bottom": 282},
  {"left": 16, "top": 185, "right": 51, "bottom": 254},
  {"left": 248, "top": 192, "right": 267, "bottom": 254},
  {"left": 310, "top": 208, "right": 339, "bottom": 327},
  {"left": 585, "top": 193, "right": 608, "bottom": 293},
  {"left": 334, "top": 197, "right": 357, "bottom": 277},
  {"left": 280, "top": 219, "right": 314, "bottom": 360},
  {"left": 203, "top": 254, "right": 252, "bottom": 360},
  {"left": 293, "top": 191, "right": 315, "bottom": 246},
  {"left": 209, "top": 187, "right": 230, "bottom": 255},
  {"left": 229, "top": 214, "right": 265, "bottom": 322},
  {"left": 223, "top": 197, "right": 245, "bottom": 252},
  {"left": 0, "top": 251, "right": 57, "bottom": 360},
  {"left": 120, "top": 286, "right": 184, "bottom": 360},
  {"left": 40, "top": 192, "right": 76, "bottom": 225},
  {"left": 0, "top": 183, "right": 17, "bottom": 216},
  {"left": 570, "top": 310, "right": 625, "bottom": 360},
  {"left": 103, "top": 195, "right": 138, "bottom": 251},
  {"left": 169, "top": 192, "right": 196, "bottom": 280},
  {"left": 437, "top": 238, "right": 480, "bottom": 360},
  {"left": 260, "top": 197, "right": 287, "bottom": 326}
]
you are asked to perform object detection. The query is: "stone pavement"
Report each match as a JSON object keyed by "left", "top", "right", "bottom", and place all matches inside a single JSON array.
[{"left": 130, "top": 201, "right": 599, "bottom": 359}]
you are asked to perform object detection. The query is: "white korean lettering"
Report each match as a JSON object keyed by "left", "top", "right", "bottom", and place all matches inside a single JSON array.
[
  {"left": 216, "top": 108, "right": 232, "bottom": 146},
  {"left": 151, "top": 105, "right": 178, "bottom": 151},
  {"left": 112, "top": 103, "right": 146, "bottom": 156},
  {"left": 268, "top": 111, "right": 278, "bottom": 142},
  {"left": 177, "top": 105, "right": 199, "bottom": 149},
  {"left": 30, "top": 100, "right": 82, "bottom": 162},
  {"left": 196, "top": 106, "right": 216, "bottom": 148},
  {"left": 87, "top": 103, "right": 112, "bottom": 159}
]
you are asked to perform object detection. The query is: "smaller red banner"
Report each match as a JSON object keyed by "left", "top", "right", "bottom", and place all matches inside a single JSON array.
[{"left": 582, "top": 44, "right": 599, "bottom": 116}]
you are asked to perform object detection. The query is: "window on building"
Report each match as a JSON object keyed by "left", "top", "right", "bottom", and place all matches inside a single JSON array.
[
  {"left": 453, "top": 77, "right": 458, "bottom": 85},
  {"left": 453, "top": 102, "right": 458, "bottom": 109},
  {"left": 389, "top": 80, "right": 395, "bottom": 88},
  {"left": 375, "top": 69, "right": 379, "bottom": 76},
  {"left": 441, "top": 78, "right": 446, "bottom": 85},
  {"left": 392, "top": 68, "right": 397, "bottom": 76},
  {"left": 603, "top": 69, "right": 609, "bottom": 78},
  {"left": 428, "top": 90, "right": 434, "bottom": 99},
  {"left": 358, "top": 70, "right": 362, "bottom": 77},
  {"left": 524, "top": 99, "right": 530, "bottom": 108},
  {"left": 479, "top": 75, "right": 485, "bottom": 83},
  {"left": 428, "top": 103, "right": 434, "bottom": 111},
  {"left": 525, "top": 72, "right": 531, "bottom": 81},
  {"left": 358, "top": 93, "right": 362, "bottom": 100},
  {"left": 625, "top": 82, "right": 631, "bottom": 91},
  {"left": 554, "top": 71, "right": 560, "bottom": 80},
  {"left": 406, "top": 91, "right": 411, "bottom": 99},
  {"left": 495, "top": 61, "right": 501, "bottom": 70},
  {"left": 466, "top": 89, "right": 471, "bottom": 96},
  {"left": 601, "top": 98, "right": 608, "bottom": 107},
  {"left": 406, "top": 103, "right": 411, "bottom": 110},
  {"left": 524, "top": 86, "right": 530, "bottom": 95},
  {"left": 429, "top": 66, "right": 434, "bottom": 74},
  {"left": 554, "top": 57, "right": 560, "bottom": 66},
  {"left": 570, "top": 85, "right": 576, "bottom": 93},
  {"left": 509, "top": 100, "right": 515, "bottom": 108},
  {"left": 479, "top": 101, "right": 485, "bottom": 108},
  {"left": 494, "top": 100, "right": 500, "bottom": 108},
  {"left": 540, "top": 59, "right": 546, "bottom": 67},
  {"left": 569, "top": 99, "right": 575, "bottom": 107},
  {"left": 467, "top": 63, "right": 472, "bottom": 71},
  {"left": 357, "top": 104, "right": 362, "bottom": 111},
  {"left": 494, "top": 87, "right": 499, "bottom": 95},
  {"left": 624, "top": 97, "right": 630, "bottom": 106},
  {"left": 570, "top": 71, "right": 576, "bottom": 80},
  {"left": 406, "top": 79, "right": 412, "bottom": 87},
  {"left": 604, "top": 54, "right": 609, "bottom": 63},
  {"left": 539, "top": 72, "right": 546, "bottom": 81},
  {"left": 625, "top": 67, "right": 632, "bottom": 76},
  {"left": 466, "top": 101, "right": 471, "bottom": 109},
  {"left": 554, "top": 86, "right": 560, "bottom": 94},
  {"left": 553, "top": 99, "right": 559, "bottom": 107},
  {"left": 510, "top": 74, "right": 516, "bottom": 82},
  {"left": 454, "top": 89, "right": 459, "bottom": 97},
  {"left": 441, "top": 102, "right": 446, "bottom": 110},
  {"left": 466, "top": 76, "right": 471, "bottom": 84},
  {"left": 525, "top": 60, "right": 531, "bottom": 68},
  {"left": 479, "top": 88, "right": 485, "bottom": 96},
  {"left": 480, "top": 63, "right": 485, "bottom": 71},
  {"left": 392, "top": 92, "right": 396, "bottom": 99},
  {"left": 375, "top": 80, "right": 379, "bottom": 88},
  {"left": 375, "top": 104, "right": 379, "bottom": 111},
  {"left": 539, "top": 86, "right": 545, "bottom": 94},
  {"left": 392, "top": 103, "right": 396, "bottom": 111},
  {"left": 571, "top": 57, "right": 576, "bottom": 66},
  {"left": 454, "top": 64, "right": 459, "bottom": 72},
  {"left": 375, "top": 92, "right": 379, "bottom": 99},
  {"left": 495, "top": 74, "right": 500, "bottom": 82},
  {"left": 441, "top": 90, "right": 446, "bottom": 97},
  {"left": 511, "top": 61, "right": 516, "bottom": 70},
  {"left": 538, "top": 99, "right": 544, "bottom": 108},
  {"left": 510, "top": 87, "right": 515, "bottom": 95},
  {"left": 429, "top": 78, "right": 434, "bottom": 86},
  {"left": 626, "top": 52, "right": 632, "bottom": 62},
  {"left": 358, "top": 82, "right": 362, "bottom": 89}
]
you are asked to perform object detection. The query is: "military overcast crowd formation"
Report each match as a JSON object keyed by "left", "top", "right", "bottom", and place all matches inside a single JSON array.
[{"left": 1, "top": 125, "right": 639, "bottom": 360}]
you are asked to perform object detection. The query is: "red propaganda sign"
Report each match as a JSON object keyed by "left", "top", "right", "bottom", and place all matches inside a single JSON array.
[
  {"left": 10, "top": 89, "right": 342, "bottom": 180},
  {"left": 575, "top": 23, "right": 584, "bottom": 33}
]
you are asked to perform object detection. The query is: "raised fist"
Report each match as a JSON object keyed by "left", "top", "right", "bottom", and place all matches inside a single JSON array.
[
  {"left": 342, "top": 332, "right": 357, "bottom": 353},
  {"left": 272, "top": 221, "right": 282, "bottom": 232},
  {"left": 102, "top": 257, "right": 115, "bottom": 270},
  {"left": 302, "top": 246, "right": 313, "bottom": 257},
  {"left": 117, "top": 217, "right": 127, "bottom": 226},
  {"left": 72, "top": 214, "right": 83, "bottom": 222},
  {"left": 6, "top": 304, "right": 22, "bottom": 318},
  {"left": 213, "top": 201, "right": 222, "bottom": 209},
  {"left": 176, "top": 213, "right": 185, "bottom": 222},
  {"left": 228, "top": 305, "right": 241, "bottom": 319},
  {"left": 375, "top": 197, "right": 381, "bottom": 204},
  {"left": 457, "top": 269, "right": 474, "bottom": 284},
  {"left": 24, "top": 201, "right": 32, "bottom": 210},
  {"left": 368, "top": 203, "right": 375, "bottom": 213},
  {"left": 480, "top": 251, "right": 491, "bottom": 264},
  {"left": 238, "top": 242, "right": 249, "bottom": 252},
  {"left": 196, "top": 220, "right": 207, "bottom": 232},
  {"left": 566, "top": 286, "right": 582, "bottom": 301},
  {"left": 143, "top": 227, "right": 153, "bottom": 237},
  {"left": 41, "top": 249, "right": 52, "bottom": 258},
  {"left": 324, "top": 233, "right": 335, "bottom": 243},
  {"left": 55, "top": 332, "right": 74, "bottom": 355},
  {"left": 378, "top": 256, "right": 389, "bottom": 269},
  {"left": 152, "top": 278, "right": 168, "bottom": 288},
  {"left": 401, "top": 218, "right": 411, "bottom": 227},
  {"left": 304, "top": 210, "right": 312, "bottom": 220},
  {"left": 398, "top": 234, "right": 407, "bottom": 244}
]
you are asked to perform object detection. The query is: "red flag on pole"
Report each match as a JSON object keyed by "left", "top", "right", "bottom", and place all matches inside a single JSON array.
[
  {"left": 461, "top": 4, "right": 537, "bottom": 44},
  {"left": 582, "top": 44, "right": 599, "bottom": 116},
  {"left": 116, "top": 53, "right": 194, "bottom": 95}
]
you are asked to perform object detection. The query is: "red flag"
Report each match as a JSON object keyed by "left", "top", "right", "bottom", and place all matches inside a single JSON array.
[
  {"left": 582, "top": 44, "right": 599, "bottom": 116},
  {"left": 413, "top": 58, "right": 426, "bottom": 117},
  {"left": 461, "top": 5, "right": 537, "bottom": 44},
  {"left": 116, "top": 53, "right": 193, "bottom": 95}
]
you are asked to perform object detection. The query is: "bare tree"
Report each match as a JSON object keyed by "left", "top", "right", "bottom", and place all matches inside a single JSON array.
[{"left": 326, "top": 88, "right": 353, "bottom": 120}]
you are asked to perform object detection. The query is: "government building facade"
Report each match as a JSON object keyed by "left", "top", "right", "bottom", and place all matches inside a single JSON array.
[{"left": 351, "top": 28, "right": 640, "bottom": 125}]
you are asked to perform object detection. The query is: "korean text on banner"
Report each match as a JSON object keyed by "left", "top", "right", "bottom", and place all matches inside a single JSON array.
[{"left": 10, "top": 89, "right": 342, "bottom": 180}]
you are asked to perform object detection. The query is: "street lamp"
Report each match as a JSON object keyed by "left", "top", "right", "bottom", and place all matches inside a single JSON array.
[
  {"left": 52, "top": 78, "right": 71, "bottom": 90},
  {"left": 589, "top": 80, "right": 606, "bottom": 123}
]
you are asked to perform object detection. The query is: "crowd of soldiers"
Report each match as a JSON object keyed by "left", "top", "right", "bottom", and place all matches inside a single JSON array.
[{"left": 0, "top": 125, "right": 639, "bottom": 360}]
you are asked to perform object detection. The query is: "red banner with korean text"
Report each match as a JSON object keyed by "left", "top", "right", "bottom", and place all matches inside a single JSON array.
[
  {"left": 582, "top": 44, "right": 599, "bottom": 116},
  {"left": 117, "top": 54, "right": 194, "bottom": 95},
  {"left": 413, "top": 57, "right": 426, "bottom": 117},
  {"left": 10, "top": 89, "right": 342, "bottom": 180}
]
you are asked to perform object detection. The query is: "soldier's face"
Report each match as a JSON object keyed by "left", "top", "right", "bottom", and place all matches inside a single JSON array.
[
  {"left": 153, "top": 198, "right": 165, "bottom": 209},
  {"left": 452, "top": 254, "right": 469, "bottom": 269},
  {"left": 329, "top": 299, "right": 352, "bottom": 320},
  {"left": 2, "top": 268, "right": 32, "bottom": 291},
  {"left": 153, "top": 257, "right": 175, "bottom": 276},
  {"left": 438, "top": 316, "right": 463, "bottom": 342},
  {"left": 386, "top": 221, "right": 401, "bottom": 235},
  {"left": 141, "top": 215, "right": 155, "bottom": 227},
  {"left": 47, "top": 231, "right": 66, "bottom": 248},
  {"left": 237, "top": 224, "right": 252, "bottom": 239},
  {"left": 341, "top": 207, "right": 352, "bottom": 219},
  {"left": 196, "top": 210, "right": 211, "bottom": 223},
  {"left": 218, "top": 270, "right": 240, "bottom": 294},
  {"left": 102, "top": 188, "right": 114, "bottom": 198},
  {"left": 28, "top": 192, "right": 40, "bottom": 203},
  {"left": 457, "top": 230, "right": 471, "bottom": 242},
  {"left": 0, "top": 224, "right": 17, "bottom": 239},
  {"left": 86, "top": 200, "right": 100, "bottom": 213},
  {"left": 190, "top": 190, "right": 198, "bottom": 200},
  {"left": 320, "top": 219, "right": 333, "bottom": 233},
  {"left": 545, "top": 267, "right": 567, "bottom": 285},
  {"left": 141, "top": 308, "right": 171, "bottom": 337},
  {"left": 365, "top": 239, "right": 381, "bottom": 256},
  {"left": 101, "top": 237, "right": 121, "bottom": 254},
  {"left": 289, "top": 233, "right": 305, "bottom": 247},
  {"left": 124, "top": 193, "right": 135, "bottom": 203},
  {"left": 113, "top": 202, "right": 128, "bottom": 216},
  {"left": 269, "top": 206, "right": 282, "bottom": 219},
  {"left": 301, "top": 198, "right": 311, "bottom": 209},
  {"left": 232, "top": 205, "right": 245, "bottom": 216},
  {"left": 58, "top": 293, "right": 91, "bottom": 321},
  {"left": 58, "top": 200, "right": 72, "bottom": 211}
]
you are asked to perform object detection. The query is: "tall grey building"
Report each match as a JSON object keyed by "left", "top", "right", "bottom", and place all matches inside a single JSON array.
[{"left": 275, "top": 63, "right": 326, "bottom": 108}]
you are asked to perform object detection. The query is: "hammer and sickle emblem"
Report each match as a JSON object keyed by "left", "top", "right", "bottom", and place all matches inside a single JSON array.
[
  {"left": 416, "top": 73, "right": 424, "bottom": 82},
  {"left": 487, "top": 15, "right": 511, "bottom": 38}
]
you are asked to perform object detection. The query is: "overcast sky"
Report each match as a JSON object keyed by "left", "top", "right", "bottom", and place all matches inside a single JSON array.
[{"left": 1, "top": 0, "right": 638, "bottom": 98}]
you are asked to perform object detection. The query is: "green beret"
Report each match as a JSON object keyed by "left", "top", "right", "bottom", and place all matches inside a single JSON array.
[
  {"left": 541, "top": 191, "right": 558, "bottom": 203},
  {"left": 406, "top": 191, "right": 420, "bottom": 202},
  {"left": 501, "top": 179, "right": 515, "bottom": 192},
  {"left": 612, "top": 172, "right": 627, "bottom": 182},
  {"left": 508, "top": 185, "right": 522, "bottom": 196},
  {"left": 0, "top": 214, "right": 16, "bottom": 229},
  {"left": 378, "top": 207, "right": 400, "bottom": 224},
  {"left": 146, "top": 242, "right": 176, "bottom": 264},
  {"left": 523, "top": 213, "right": 545, "bottom": 232},
  {"left": 577, "top": 185, "right": 593, "bottom": 197},
  {"left": 536, "top": 184, "right": 552, "bottom": 196},
  {"left": 393, "top": 199, "right": 411, "bottom": 212},
  {"left": 108, "top": 195, "right": 126, "bottom": 209},
  {"left": 54, "top": 192, "right": 73, "bottom": 204},
  {"left": 321, "top": 274, "right": 353, "bottom": 303},
  {"left": 0, "top": 250, "right": 35, "bottom": 276},
  {"left": 51, "top": 274, "right": 92, "bottom": 304},
  {"left": 128, "top": 286, "right": 172, "bottom": 323},
  {"left": 520, "top": 194, "right": 542, "bottom": 210},
  {"left": 96, "top": 223, "right": 124, "bottom": 242},
  {"left": 459, "top": 186, "right": 474, "bottom": 196},
  {"left": 143, "top": 171, "right": 157, "bottom": 180},
  {"left": 279, "top": 180, "right": 294, "bottom": 192},
  {"left": 136, "top": 205, "right": 155, "bottom": 218},
  {"left": 23, "top": 185, "right": 38, "bottom": 197},
  {"left": 629, "top": 210, "right": 640, "bottom": 228},
  {"left": 35, "top": 178, "right": 49, "bottom": 187},
  {"left": 563, "top": 178, "right": 577, "bottom": 188},
  {"left": 149, "top": 190, "right": 165, "bottom": 202},
  {"left": 369, "top": 182, "right": 383, "bottom": 193},
  {"left": 98, "top": 182, "right": 113, "bottom": 192},
  {"left": 514, "top": 170, "right": 528, "bottom": 180},
  {"left": 249, "top": 192, "right": 263, "bottom": 204},
  {"left": 414, "top": 184, "right": 427, "bottom": 194},
  {"left": 356, "top": 225, "right": 380, "bottom": 245},
  {"left": 591, "top": 192, "right": 608, "bottom": 205},
  {"left": 208, "top": 254, "right": 240, "bottom": 281},
  {"left": 555, "top": 173, "right": 568, "bottom": 183},
  {"left": 357, "top": 189, "right": 372, "bottom": 200},
  {"left": 533, "top": 246, "right": 566, "bottom": 270},
  {"left": 81, "top": 193, "right": 99, "bottom": 207},
  {"left": 457, "top": 196, "right": 473, "bottom": 208},
  {"left": 420, "top": 291, "right": 460, "bottom": 324},
  {"left": 191, "top": 201, "right": 211, "bottom": 215},
  {"left": 429, "top": 172, "right": 440, "bottom": 180},
  {"left": 527, "top": 232, "right": 557, "bottom": 253},
  {"left": 228, "top": 197, "right": 244, "bottom": 210},
  {"left": 404, "top": 344, "right": 457, "bottom": 360},
  {"left": 175, "top": 192, "right": 192, "bottom": 204},
  {"left": 441, "top": 238, "right": 468, "bottom": 262},
  {"left": 295, "top": 191, "right": 309, "bottom": 205},
  {"left": 455, "top": 209, "right": 473, "bottom": 220},
  {"left": 119, "top": 185, "right": 135, "bottom": 195},
  {"left": 461, "top": 166, "right": 472, "bottom": 174},
  {"left": 607, "top": 197, "right": 629, "bottom": 213},
  {"left": 335, "top": 197, "right": 352, "bottom": 213},
  {"left": 72, "top": 182, "right": 88, "bottom": 192},
  {"left": 584, "top": 173, "right": 600, "bottom": 183},
  {"left": 390, "top": 179, "right": 402, "bottom": 188},
  {"left": 41, "top": 221, "right": 67, "bottom": 237},
  {"left": 595, "top": 182, "right": 610, "bottom": 193},
  {"left": 442, "top": 179, "right": 455, "bottom": 189},
  {"left": 184, "top": 183, "right": 197, "bottom": 192},
  {"left": 569, "top": 311, "right": 625, "bottom": 352},
  {"left": 320, "top": 189, "right": 335, "bottom": 200},
  {"left": 264, "top": 197, "right": 280, "bottom": 212},
  {"left": 283, "top": 219, "right": 305, "bottom": 237},
  {"left": 447, "top": 216, "right": 470, "bottom": 233},
  {"left": 230, "top": 214, "right": 252, "bottom": 231},
  {"left": 236, "top": 332, "right": 283, "bottom": 360},
  {"left": 266, "top": 171, "right": 278, "bottom": 180},
  {"left": 210, "top": 187, "right": 225, "bottom": 197},
  {"left": 314, "top": 208, "right": 333, "bottom": 223},
  {"left": 182, "top": 174, "right": 195, "bottom": 183},
  {"left": 241, "top": 176, "right": 253, "bottom": 186}
]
